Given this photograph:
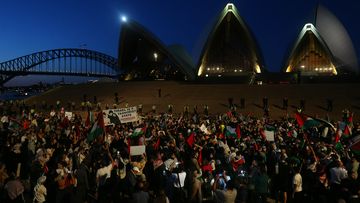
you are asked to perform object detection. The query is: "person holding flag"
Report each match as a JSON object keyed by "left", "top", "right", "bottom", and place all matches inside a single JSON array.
[{"left": 87, "top": 111, "right": 105, "bottom": 143}]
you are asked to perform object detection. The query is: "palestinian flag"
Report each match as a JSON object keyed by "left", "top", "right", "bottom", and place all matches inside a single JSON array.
[
  {"left": 225, "top": 126, "right": 237, "bottom": 138},
  {"left": 295, "top": 112, "right": 320, "bottom": 130},
  {"left": 338, "top": 121, "right": 352, "bottom": 138},
  {"left": 87, "top": 112, "right": 105, "bottom": 143},
  {"left": 342, "top": 112, "right": 353, "bottom": 137},
  {"left": 131, "top": 127, "right": 146, "bottom": 137}
]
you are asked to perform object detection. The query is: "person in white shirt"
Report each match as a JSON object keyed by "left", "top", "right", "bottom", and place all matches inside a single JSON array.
[
  {"left": 171, "top": 163, "right": 187, "bottom": 203},
  {"left": 329, "top": 160, "right": 348, "bottom": 201},
  {"left": 96, "top": 162, "right": 113, "bottom": 186},
  {"left": 292, "top": 167, "right": 303, "bottom": 203},
  {"left": 330, "top": 160, "right": 348, "bottom": 185}
]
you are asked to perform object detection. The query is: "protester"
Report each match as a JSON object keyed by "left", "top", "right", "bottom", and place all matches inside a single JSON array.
[
  {"left": 0, "top": 100, "right": 359, "bottom": 203},
  {"left": 33, "top": 176, "right": 46, "bottom": 203}
]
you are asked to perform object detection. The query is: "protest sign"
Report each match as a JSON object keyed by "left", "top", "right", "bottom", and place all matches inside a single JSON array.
[
  {"left": 130, "top": 145, "right": 146, "bottom": 156},
  {"left": 103, "top": 106, "right": 138, "bottom": 125}
]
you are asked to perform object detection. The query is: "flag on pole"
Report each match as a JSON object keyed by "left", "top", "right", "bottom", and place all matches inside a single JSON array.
[
  {"left": 337, "top": 121, "right": 352, "bottom": 138},
  {"left": 295, "top": 112, "right": 320, "bottom": 130},
  {"left": 87, "top": 112, "right": 105, "bottom": 143},
  {"left": 343, "top": 112, "right": 353, "bottom": 137}
]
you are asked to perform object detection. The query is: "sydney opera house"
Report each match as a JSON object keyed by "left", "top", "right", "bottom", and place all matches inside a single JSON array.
[{"left": 118, "top": 3, "right": 358, "bottom": 84}]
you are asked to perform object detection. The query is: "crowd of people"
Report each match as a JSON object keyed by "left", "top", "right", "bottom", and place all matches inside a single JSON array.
[{"left": 0, "top": 100, "right": 359, "bottom": 203}]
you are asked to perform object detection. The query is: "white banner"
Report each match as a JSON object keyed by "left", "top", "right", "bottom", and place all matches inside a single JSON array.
[
  {"left": 265, "top": 130, "right": 275, "bottom": 141},
  {"left": 130, "top": 145, "right": 146, "bottom": 156},
  {"left": 103, "top": 106, "right": 138, "bottom": 125}
]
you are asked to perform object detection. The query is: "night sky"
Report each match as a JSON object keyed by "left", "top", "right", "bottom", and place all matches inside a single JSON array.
[{"left": 1, "top": 0, "right": 359, "bottom": 85}]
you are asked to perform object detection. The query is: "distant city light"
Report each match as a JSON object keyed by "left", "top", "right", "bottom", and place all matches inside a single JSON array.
[
  {"left": 121, "top": 15, "right": 127, "bottom": 22},
  {"left": 301, "top": 65, "right": 305, "bottom": 68}
]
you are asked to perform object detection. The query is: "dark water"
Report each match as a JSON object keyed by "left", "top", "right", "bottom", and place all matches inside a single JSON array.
[{"left": 0, "top": 90, "right": 39, "bottom": 101}]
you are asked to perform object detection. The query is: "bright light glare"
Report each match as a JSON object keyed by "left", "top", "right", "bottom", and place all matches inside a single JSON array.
[{"left": 121, "top": 16, "right": 127, "bottom": 22}]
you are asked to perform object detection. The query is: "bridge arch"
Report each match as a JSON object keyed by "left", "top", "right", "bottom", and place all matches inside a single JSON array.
[{"left": 0, "top": 48, "right": 119, "bottom": 84}]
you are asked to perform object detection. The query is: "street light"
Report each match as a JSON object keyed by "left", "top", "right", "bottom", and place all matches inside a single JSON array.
[{"left": 153, "top": 52, "right": 158, "bottom": 62}]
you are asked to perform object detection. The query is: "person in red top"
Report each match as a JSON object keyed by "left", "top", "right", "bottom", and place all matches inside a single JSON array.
[{"left": 231, "top": 151, "right": 245, "bottom": 172}]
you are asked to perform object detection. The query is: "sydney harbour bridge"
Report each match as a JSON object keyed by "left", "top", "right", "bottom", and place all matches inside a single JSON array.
[{"left": 0, "top": 48, "right": 120, "bottom": 85}]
